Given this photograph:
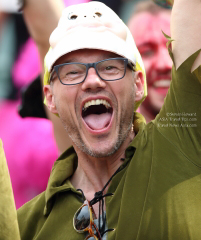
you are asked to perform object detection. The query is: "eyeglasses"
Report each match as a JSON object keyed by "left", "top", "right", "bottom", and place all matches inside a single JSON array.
[
  {"left": 49, "top": 58, "right": 134, "bottom": 85},
  {"left": 73, "top": 200, "right": 102, "bottom": 240}
]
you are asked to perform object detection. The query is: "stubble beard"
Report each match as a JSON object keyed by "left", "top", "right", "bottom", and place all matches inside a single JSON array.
[
  {"left": 58, "top": 96, "right": 135, "bottom": 158},
  {"left": 61, "top": 110, "right": 134, "bottom": 158}
]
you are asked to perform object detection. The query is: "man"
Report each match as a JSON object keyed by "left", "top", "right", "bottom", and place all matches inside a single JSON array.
[
  {"left": 18, "top": 0, "right": 201, "bottom": 239},
  {"left": 128, "top": 1, "right": 172, "bottom": 122}
]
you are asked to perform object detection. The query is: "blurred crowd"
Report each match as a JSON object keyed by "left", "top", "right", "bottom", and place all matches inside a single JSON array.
[
  {"left": 0, "top": 0, "right": 171, "bottom": 208},
  {"left": 0, "top": 11, "right": 59, "bottom": 208}
]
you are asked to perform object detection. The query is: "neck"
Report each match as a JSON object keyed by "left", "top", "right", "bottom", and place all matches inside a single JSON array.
[
  {"left": 70, "top": 131, "right": 134, "bottom": 201},
  {"left": 71, "top": 149, "right": 124, "bottom": 198}
]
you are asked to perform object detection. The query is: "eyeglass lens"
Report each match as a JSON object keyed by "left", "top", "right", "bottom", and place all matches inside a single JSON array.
[
  {"left": 74, "top": 204, "right": 90, "bottom": 231},
  {"left": 57, "top": 58, "right": 126, "bottom": 84}
]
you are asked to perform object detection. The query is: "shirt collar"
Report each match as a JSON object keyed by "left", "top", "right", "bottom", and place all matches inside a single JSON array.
[
  {"left": 44, "top": 112, "right": 146, "bottom": 216},
  {"left": 44, "top": 146, "right": 78, "bottom": 216}
]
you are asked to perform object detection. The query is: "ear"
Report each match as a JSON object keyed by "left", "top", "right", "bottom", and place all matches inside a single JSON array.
[
  {"left": 134, "top": 71, "right": 144, "bottom": 102},
  {"left": 43, "top": 85, "right": 58, "bottom": 114}
]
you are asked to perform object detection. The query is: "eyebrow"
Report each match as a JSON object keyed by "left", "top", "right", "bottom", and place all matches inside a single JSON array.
[
  {"left": 62, "top": 54, "right": 121, "bottom": 64},
  {"left": 63, "top": 58, "right": 79, "bottom": 63}
]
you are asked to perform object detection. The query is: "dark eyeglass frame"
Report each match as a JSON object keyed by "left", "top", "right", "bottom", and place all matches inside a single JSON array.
[
  {"left": 73, "top": 200, "right": 102, "bottom": 240},
  {"left": 49, "top": 57, "right": 135, "bottom": 86}
]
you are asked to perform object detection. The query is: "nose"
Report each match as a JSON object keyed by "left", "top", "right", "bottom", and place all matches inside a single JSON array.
[
  {"left": 81, "top": 67, "right": 106, "bottom": 91},
  {"left": 154, "top": 45, "right": 172, "bottom": 72}
]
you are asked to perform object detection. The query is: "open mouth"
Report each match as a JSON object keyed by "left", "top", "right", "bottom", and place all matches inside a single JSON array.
[
  {"left": 152, "top": 79, "right": 171, "bottom": 96},
  {"left": 153, "top": 79, "right": 171, "bottom": 88},
  {"left": 82, "top": 99, "right": 113, "bottom": 131}
]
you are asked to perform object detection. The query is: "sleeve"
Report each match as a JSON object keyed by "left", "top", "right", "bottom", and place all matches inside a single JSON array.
[
  {"left": 0, "top": 139, "right": 21, "bottom": 240},
  {"left": 154, "top": 39, "right": 201, "bottom": 166}
]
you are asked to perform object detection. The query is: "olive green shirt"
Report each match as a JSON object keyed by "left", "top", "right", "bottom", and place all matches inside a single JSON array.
[
  {"left": 0, "top": 140, "right": 20, "bottom": 240},
  {"left": 18, "top": 50, "right": 201, "bottom": 240}
]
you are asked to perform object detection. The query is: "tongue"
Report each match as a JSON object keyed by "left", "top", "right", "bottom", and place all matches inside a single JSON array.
[{"left": 83, "top": 113, "right": 112, "bottom": 130}]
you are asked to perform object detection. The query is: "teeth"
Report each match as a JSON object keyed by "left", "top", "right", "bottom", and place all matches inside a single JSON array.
[
  {"left": 153, "top": 80, "right": 171, "bottom": 88},
  {"left": 83, "top": 99, "right": 111, "bottom": 111}
]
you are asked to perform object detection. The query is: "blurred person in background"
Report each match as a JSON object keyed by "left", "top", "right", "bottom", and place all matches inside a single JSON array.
[
  {"left": 90, "top": 0, "right": 123, "bottom": 16},
  {"left": 0, "top": 2, "right": 60, "bottom": 208},
  {"left": 0, "top": 0, "right": 89, "bottom": 208},
  {"left": 128, "top": 0, "right": 172, "bottom": 122},
  {"left": 0, "top": 12, "right": 28, "bottom": 100}
]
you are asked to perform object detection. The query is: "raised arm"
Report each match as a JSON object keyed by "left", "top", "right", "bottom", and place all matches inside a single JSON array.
[
  {"left": 153, "top": 0, "right": 201, "bottom": 164},
  {"left": 23, "top": 0, "right": 72, "bottom": 153},
  {"left": 171, "top": 0, "right": 201, "bottom": 70},
  {"left": 23, "top": 0, "right": 64, "bottom": 65}
]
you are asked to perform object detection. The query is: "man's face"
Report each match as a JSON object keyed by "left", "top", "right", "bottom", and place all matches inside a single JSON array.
[
  {"left": 45, "top": 49, "right": 141, "bottom": 158},
  {"left": 128, "top": 11, "right": 172, "bottom": 114}
]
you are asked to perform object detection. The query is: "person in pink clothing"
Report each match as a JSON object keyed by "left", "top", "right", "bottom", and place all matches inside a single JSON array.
[
  {"left": 128, "top": 1, "right": 172, "bottom": 122},
  {"left": 0, "top": 13, "right": 60, "bottom": 208},
  {"left": 0, "top": 101, "right": 59, "bottom": 208},
  {"left": 0, "top": 0, "right": 88, "bottom": 208}
]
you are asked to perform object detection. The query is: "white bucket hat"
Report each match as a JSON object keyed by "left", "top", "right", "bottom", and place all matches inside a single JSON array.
[{"left": 43, "top": 1, "right": 147, "bottom": 110}]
